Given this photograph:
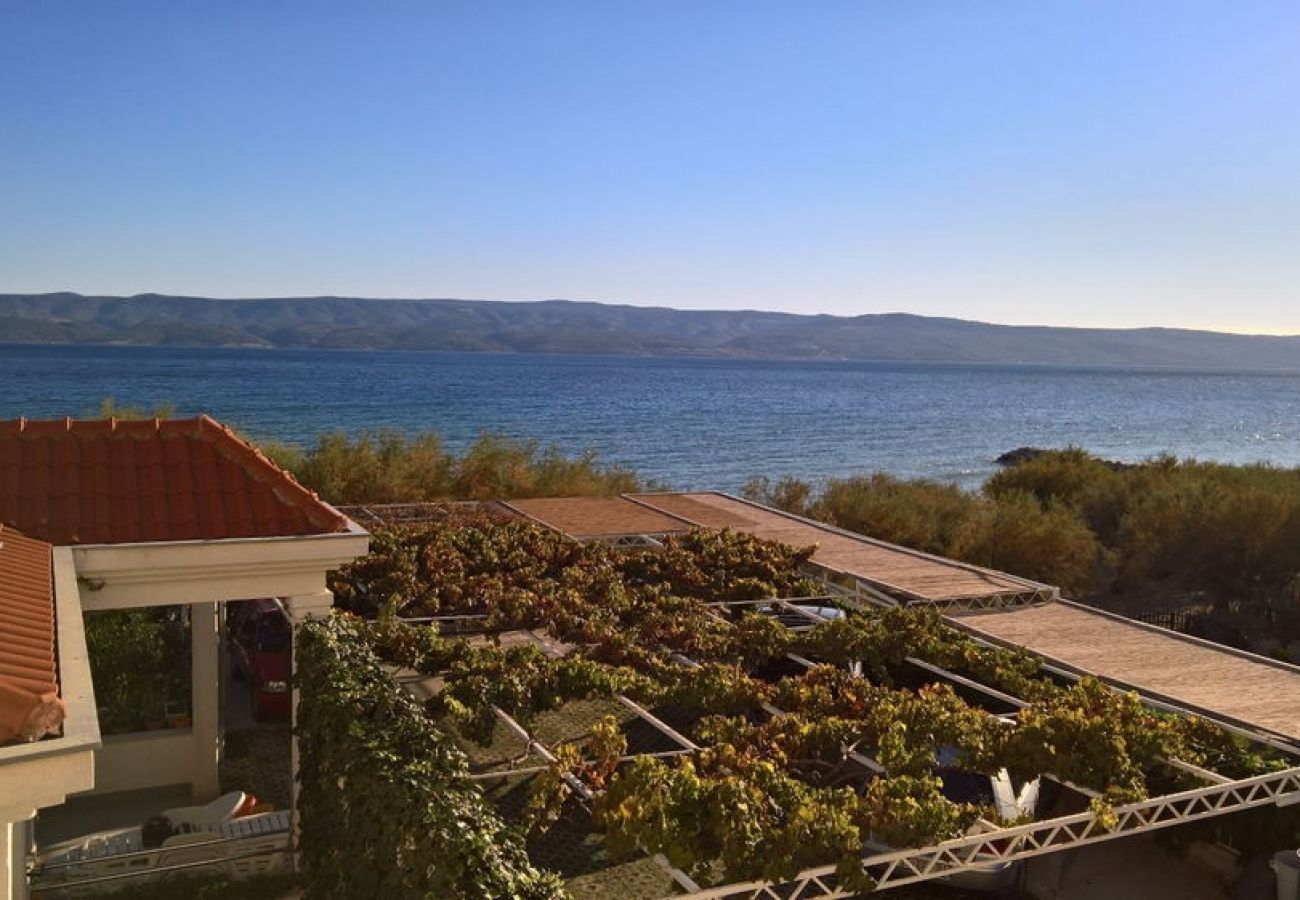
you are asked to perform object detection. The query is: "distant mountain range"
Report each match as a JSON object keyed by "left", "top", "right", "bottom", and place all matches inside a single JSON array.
[{"left": 2, "top": 292, "right": 1299, "bottom": 369}]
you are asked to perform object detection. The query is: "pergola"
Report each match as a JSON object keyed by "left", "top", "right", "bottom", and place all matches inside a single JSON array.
[{"left": 358, "top": 494, "right": 1300, "bottom": 898}]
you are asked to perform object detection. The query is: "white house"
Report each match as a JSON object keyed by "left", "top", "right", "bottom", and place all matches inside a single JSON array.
[{"left": 0, "top": 416, "right": 369, "bottom": 900}]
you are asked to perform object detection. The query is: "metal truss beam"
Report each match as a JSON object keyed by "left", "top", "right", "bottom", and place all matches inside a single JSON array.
[
  {"left": 569, "top": 532, "right": 670, "bottom": 547},
  {"left": 806, "top": 564, "right": 901, "bottom": 607},
  {"left": 674, "top": 767, "right": 1300, "bottom": 898},
  {"left": 904, "top": 588, "right": 1058, "bottom": 614}
]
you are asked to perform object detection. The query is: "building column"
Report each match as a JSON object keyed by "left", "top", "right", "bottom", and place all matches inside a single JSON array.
[
  {"left": 1, "top": 814, "right": 33, "bottom": 900},
  {"left": 283, "top": 591, "right": 333, "bottom": 864},
  {"left": 191, "top": 601, "right": 222, "bottom": 801}
]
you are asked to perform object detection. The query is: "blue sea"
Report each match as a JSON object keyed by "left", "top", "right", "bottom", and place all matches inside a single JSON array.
[{"left": 3, "top": 343, "right": 1300, "bottom": 490}]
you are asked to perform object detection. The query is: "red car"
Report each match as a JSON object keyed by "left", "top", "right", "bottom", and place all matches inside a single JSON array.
[{"left": 227, "top": 600, "right": 292, "bottom": 720}]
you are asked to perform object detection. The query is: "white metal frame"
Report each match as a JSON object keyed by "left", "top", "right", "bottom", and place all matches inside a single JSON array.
[
  {"left": 27, "top": 821, "right": 291, "bottom": 893},
  {"left": 674, "top": 768, "right": 1300, "bottom": 898}
]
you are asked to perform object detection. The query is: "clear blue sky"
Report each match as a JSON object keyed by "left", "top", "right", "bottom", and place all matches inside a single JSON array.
[{"left": 3, "top": 2, "right": 1298, "bottom": 332}]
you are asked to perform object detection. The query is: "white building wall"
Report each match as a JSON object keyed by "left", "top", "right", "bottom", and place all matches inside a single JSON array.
[{"left": 89, "top": 730, "right": 197, "bottom": 795}]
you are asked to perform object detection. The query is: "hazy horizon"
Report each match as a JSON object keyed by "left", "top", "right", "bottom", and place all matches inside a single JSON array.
[{"left": 7, "top": 289, "right": 1300, "bottom": 338}]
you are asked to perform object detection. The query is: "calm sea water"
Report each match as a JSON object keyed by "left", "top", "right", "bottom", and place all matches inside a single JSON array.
[{"left": 3, "top": 343, "right": 1300, "bottom": 491}]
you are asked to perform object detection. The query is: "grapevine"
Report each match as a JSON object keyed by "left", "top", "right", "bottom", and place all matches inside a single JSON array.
[{"left": 323, "top": 515, "right": 1291, "bottom": 890}]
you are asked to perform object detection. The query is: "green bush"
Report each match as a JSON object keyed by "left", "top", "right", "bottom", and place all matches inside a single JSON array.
[
  {"left": 954, "top": 490, "right": 1102, "bottom": 595},
  {"left": 809, "top": 474, "right": 984, "bottom": 558},
  {"left": 750, "top": 451, "right": 1300, "bottom": 650},
  {"left": 84, "top": 609, "right": 190, "bottom": 734},
  {"left": 741, "top": 476, "right": 814, "bottom": 517},
  {"left": 1116, "top": 467, "right": 1300, "bottom": 601},
  {"left": 455, "top": 434, "right": 640, "bottom": 499},
  {"left": 271, "top": 430, "right": 640, "bottom": 504},
  {"left": 984, "top": 446, "right": 1118, "bottom": 511},
  {"left": 984, "top": 446, "right": 1134, "bottom": 543},
  {"left": 90, "top": 398, "right": 177, "bottom": 420},
  {"left": 279, "top": 430, "right": 453, "bottom": 503},
  {"left": 295, "top": 615, "right": 566, "bottom": 899}
]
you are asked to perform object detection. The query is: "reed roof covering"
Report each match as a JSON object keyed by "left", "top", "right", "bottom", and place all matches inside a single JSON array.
[{"left": 953, "top": 600, "right": 1300, "bottom": 742}]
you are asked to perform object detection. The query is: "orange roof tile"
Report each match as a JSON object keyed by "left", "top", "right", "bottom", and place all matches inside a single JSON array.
[
  {"left": 0, "top": 525, "right": 63, "bottom": 745},
  {"left": 0, "top": 416, "right": 349, "bottom": 545}
]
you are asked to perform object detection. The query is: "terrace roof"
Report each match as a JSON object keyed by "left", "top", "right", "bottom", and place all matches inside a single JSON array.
[
  {"left": 337, "top": 500, "right": 483, "bottom": 529},
  {"left": 952, "top": 599, "right": 1300, "bottom": 743},
  {"left": 502, "top": 496, "right": 690, "bottom": 539},
  {"left": 400, "top": 582, "right": 1300, "bottom": 898}
]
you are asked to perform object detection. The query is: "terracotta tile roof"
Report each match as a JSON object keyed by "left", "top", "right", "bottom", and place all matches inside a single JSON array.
[
  {"left": 0, "top": 524, "right": 63, "bottom": 745},
  {"left": 0, "top": 416, "right": 350, "bottom": 545}
]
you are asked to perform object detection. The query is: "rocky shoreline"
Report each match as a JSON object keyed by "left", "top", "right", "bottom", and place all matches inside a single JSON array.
[{"left": 995, "top": 446, "right": 1136, "bottom": 470}]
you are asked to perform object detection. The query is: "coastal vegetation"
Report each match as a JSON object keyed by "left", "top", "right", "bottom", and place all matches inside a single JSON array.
[
  {"left": 746, "top": 449, "right": 1300, "bottom": 654},
  {"left": 84, "top": 398, "right": 1300, "bottom": 656},
  {"left": 258, "top": 415, "right": 1300, "bottom": 657},
  {"left": 88, "top": 401, "right": 643, "bottom": 501},
  {"left": 265, "top": 430, "right": 643, "bottom": 503}
]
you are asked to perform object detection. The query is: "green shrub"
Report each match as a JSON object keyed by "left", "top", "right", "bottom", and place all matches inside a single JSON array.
[
  {"left": 985, "top": 446, "right": 1118, "bottom": 511},
  {"left": 984, "top": 447, "right": 1139, "bottom": 543},
  {"left": 809, "top": 474, "right": 984, "bottom": 558},
  {"left": 742, "top": 476, "right": 814, "bottom": 517},
  {"left": 287, "top": 430, "right": 453, "bottom": 503},
  {"left": 273, "top": 430, "right": 639, "bottom": 504},
  {"left": 955, "top": 490, "right": 1103, "bottom": 595},
  {"left": 454, "top": 434, "right": 640, "bottom": 499},
  {"left": 1117, "top": 468, "right": 1300, "bottom": 601},
  {"left": 295, "top": 615, "right": 566, "bottom": 899},
  {"left": 84, "top": 609, "right": 190, "bottom": 734},
  {"left": 90, "top": 398, "right": 177, "bottom": 420}
]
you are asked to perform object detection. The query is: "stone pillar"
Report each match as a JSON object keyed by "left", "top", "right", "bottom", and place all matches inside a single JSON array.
[
  {"left": 282, "top": 591, "right": 333, "bottom": 864},
  {"left": 191, "top": 601, "right": 222, "bottom": 801}
]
